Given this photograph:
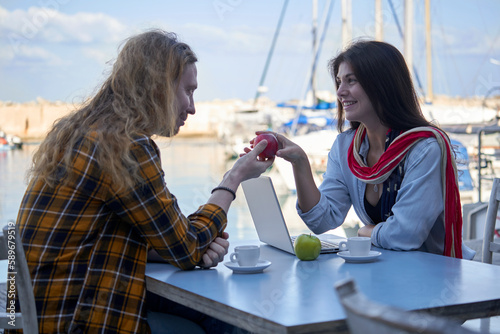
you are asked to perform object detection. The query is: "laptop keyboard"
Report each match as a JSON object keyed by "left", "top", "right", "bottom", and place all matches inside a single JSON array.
[
  {"left": 319, "top": 240, "right": 339, "bottom": 249},
  {"left": 290, "top": 236, "right": 339, "bottom": 250}
]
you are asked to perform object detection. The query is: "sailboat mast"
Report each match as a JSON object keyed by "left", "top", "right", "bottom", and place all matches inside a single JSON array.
[
  {"left": 290, "top": 0, "right": 334, "bottom": 135},
  {"left": 341, "top": 0, "right": 352, "bottom": 48},
  {"left": 253, "top": 0, "right": 289, "bottom": 107},
  {"left": 404, "top": 0, "right": 414, "bottom": 77},
  {"left": 312, "top": 0, "right": 318, "bottom": 105},
  {"left": 375, "top": 0, "right": 383, "bottom": 41},
  {"left": 425, "top": 0, "right": 433, "bottom": 103}
]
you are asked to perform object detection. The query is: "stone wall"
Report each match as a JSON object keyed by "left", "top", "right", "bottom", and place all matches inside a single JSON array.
[
  {"left": 0, "top": 98, "right": 75, "bottom": 139},
  {"left": 0, "top": 98, "right": 252, "bottom": 140}
]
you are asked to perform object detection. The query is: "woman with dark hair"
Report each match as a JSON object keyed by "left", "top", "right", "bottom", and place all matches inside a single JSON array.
[
  {"left": 17, "top": 29, "right": 272, "bottom": 333},
  {"left": 255, "top": 40, "right": 474, "bottom": 260}
]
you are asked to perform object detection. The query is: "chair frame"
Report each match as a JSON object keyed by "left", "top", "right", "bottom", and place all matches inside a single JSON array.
[
  {"left": 0, "top": 220, "right": 38, "bottom": 333},
  {"left": 477, "top": 178, "right": 500, "bottom": 332},
  {"left": 483, "top": 178, "right": 500, "bottom": 264},
  {"left": 335, "top": 278, "right": 476, "bottom": 334}
]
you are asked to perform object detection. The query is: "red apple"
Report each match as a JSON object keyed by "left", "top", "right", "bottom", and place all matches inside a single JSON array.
[{"left": 254, "top": 133, "right": 278, "bottom": 159}]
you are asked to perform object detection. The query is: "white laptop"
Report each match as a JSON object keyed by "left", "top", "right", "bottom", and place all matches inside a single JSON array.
[{"left": 241, "top": 176, "right": 343, "bottom": 255}]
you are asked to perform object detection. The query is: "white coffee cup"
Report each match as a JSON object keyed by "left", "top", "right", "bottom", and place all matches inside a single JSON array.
[
  {"left": 230, "top": 245, "right": 260, "bottom": 267},
  {"left": 338, "top": 237, "right": 371, "bottom": 256}
]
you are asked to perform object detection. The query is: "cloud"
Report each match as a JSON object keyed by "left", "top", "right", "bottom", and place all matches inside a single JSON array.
[
  {"left": 180, "top": 23, "right": 265, "bottom": 54},
  {"left": 0, "top": 41, "right": 63, "bottom": 67},
  {"left": 430, "top": 25, "right": 500, "bottom": 57},
  {"left": 180, "top": 21, "right": 311, "bottom": 56},
  {"left": 0, "top": 5, "right": 128, "bottom": 68},
  {"left": 82, "top": 47, "right": 116, "bottom": 65},
  {"left": 0, "top": 5, "right": 127, "bottom": 44}
]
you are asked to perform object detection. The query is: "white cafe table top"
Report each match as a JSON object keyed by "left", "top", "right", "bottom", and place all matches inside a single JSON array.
[{"left": 146, "top": 240, "right": 500, "bottom": 334}]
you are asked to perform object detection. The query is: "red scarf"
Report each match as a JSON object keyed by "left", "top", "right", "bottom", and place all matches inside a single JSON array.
[{"left": 348, "top": 124, "right": 463, "bottom": 258}]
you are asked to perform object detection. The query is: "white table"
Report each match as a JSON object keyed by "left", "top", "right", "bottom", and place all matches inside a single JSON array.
[{"left": 146, "top": 241, "right": 500, "bottom": 333}]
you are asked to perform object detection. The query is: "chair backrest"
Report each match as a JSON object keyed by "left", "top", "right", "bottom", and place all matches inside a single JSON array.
[
  {"left": 335, "top": 278, "right": 477, "bottom": 334},
  {"left": 483, "top": 178, "right": 500, "bottom": 264},
  {"left": 0, "top": 221, "right": 39, "bottom": 333}
]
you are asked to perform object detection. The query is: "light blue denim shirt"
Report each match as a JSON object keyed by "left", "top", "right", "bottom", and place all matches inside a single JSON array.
[{"left": 298, "top": 129, "right": 475, "bottom": 260}]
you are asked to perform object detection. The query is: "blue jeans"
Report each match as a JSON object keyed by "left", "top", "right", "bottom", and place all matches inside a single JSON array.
[
  {"left": 146, "top": 291, "right": 250, "bottom": 334},
  {"left": 147, "top": 310, "right": 205, "bottom": 334}
]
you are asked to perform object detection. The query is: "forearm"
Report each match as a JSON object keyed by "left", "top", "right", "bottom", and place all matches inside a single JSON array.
[
  {"left": 207, "top": 169, "right": 242, "bottom": 214},
  {"left": 208, "top": 140, "right": 274, "bottom": 213}
]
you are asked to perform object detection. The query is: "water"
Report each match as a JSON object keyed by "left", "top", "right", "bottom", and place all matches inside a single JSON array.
[
  {"left": 0, "top": 144, "right": 36, "bottom": 224},
  {"left": 0, "top": 137, "right": 331, "bottom": 241}
]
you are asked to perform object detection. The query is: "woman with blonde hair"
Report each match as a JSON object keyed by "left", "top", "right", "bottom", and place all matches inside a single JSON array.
[{"left": 18, "top": 29, "right": 271, "bottom": 333}]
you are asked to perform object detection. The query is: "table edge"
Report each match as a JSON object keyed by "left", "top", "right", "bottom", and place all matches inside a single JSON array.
[{"left": 146, "top": 276, "right": 290, "bottom": 333}]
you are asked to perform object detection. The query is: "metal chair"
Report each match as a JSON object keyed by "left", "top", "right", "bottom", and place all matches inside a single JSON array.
[
  {"left": 0, "top": 221, "right": 38, "bottom": 333},
  {"left": 483, "top": 178, "right": 500, "bottom": 264},
  {"left": 474, "top": 178, "right": 500, "bottom": 332},
  {"left": 335, "top": 278, "right": 477, "bottom": 334}
]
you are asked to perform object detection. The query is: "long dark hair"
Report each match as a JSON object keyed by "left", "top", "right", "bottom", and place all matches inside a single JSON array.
[{"left": 329, "top": 40, "right": 431, "bottom": 133}]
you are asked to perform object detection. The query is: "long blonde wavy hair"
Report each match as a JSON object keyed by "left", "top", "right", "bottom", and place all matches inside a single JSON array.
[{"left": 29, "top": 29, "right": 198, "bottom": 190}]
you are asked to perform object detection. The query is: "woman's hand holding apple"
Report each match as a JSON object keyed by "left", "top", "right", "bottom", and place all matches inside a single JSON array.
[
  {"left": 253, "top": 133, "right": 279, "bottom": 160},
  {"left": 257, "top": 131, "right": 308, "bottom": 166}
]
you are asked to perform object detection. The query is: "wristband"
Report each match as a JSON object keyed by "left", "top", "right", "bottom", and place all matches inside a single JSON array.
[{"left": 211, "top": 186, "right": 236, "bottom": 201}]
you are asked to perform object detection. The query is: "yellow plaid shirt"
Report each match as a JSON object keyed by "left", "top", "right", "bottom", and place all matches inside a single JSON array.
[{"left": 17, "top": 133, "right": 227, "bottom": 333}]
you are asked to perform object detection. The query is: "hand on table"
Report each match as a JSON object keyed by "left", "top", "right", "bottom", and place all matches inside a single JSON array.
[
  {"left": 199, "top": 232, "right": 230, "bottom": 269},
  {"left": 357, "top": 224, "right": 375, "bottom": 238}
]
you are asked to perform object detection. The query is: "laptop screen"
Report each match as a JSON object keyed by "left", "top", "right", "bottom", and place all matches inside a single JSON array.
[{"left": 241, "top": 176, "right": 296, "bottom": 254}]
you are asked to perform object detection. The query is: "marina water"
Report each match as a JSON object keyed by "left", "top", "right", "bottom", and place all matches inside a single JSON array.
[{"left": 0, "top": 137, "right": 327, "bottom": 241}]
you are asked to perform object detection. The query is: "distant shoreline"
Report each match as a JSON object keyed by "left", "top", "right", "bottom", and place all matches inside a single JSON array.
[{"left": 1, "top": 95, "right": 498, "bottom": 140}]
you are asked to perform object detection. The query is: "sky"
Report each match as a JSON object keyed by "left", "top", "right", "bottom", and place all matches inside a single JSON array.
[{"left": 0, "top": 0, "right": 499, "bottom": 104}]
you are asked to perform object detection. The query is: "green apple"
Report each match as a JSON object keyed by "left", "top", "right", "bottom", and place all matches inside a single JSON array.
[{"left": 294, "top": 234, "right": 321, "bottom": 261}]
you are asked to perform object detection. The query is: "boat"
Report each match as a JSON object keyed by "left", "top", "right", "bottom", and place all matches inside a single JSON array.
[
  {"left": 221, "top": 0, "right": 336, "bottom": 162},
  {"left": 0, "top": 129, "right": 23, "bottom": 150}
]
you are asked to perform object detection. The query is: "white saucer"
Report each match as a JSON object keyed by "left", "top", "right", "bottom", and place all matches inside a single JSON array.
[
  {"left": 224, "top": 260, "right": 271, "bottom": 274},
  {"left": 337, "top": 251, "right": 382, "bottom": 263}
]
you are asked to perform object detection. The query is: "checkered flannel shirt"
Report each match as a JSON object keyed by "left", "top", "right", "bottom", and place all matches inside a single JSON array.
[{"left": 16, "top": 133, "right": 227, "bottom": 333}]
